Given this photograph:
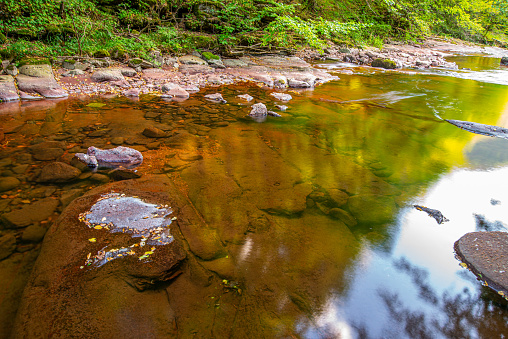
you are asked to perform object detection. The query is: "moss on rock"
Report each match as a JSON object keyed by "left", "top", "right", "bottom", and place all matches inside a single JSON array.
[
  {"left": 18, "top": 58, "right": 51, "bottom": 67},
  {"left": 371, "top": 58, "right": 397, "bottom": 69},
  {"left": 201, "top": 51, "right": 220, "bottom": 60}
]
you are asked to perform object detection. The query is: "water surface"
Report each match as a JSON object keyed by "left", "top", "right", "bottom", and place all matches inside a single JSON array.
[{"left": 1, "top": 56, "right": 508, "bottom": 338}]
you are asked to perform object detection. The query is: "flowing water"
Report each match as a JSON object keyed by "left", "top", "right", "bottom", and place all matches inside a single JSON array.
[{"left": 1, "top": 56, "right": 508, "bottom": 338}]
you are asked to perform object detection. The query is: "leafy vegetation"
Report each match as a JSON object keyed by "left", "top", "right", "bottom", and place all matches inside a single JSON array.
[{"left": 0, "top": 0, "right": 507, "bottom": 60}]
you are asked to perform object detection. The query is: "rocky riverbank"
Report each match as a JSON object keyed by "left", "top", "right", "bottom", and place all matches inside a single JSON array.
[{"left": 2, "top": 38, "right": 507, "bottom": 104}]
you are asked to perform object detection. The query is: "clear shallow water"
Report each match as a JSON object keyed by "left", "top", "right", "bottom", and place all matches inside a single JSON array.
[{"left": 1, "top": 56, "right": 508, "bottom": 337}]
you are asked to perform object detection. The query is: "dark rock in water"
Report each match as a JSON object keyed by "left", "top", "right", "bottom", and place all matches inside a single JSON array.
[
  {"left": 446, "top": 119, "right": 508, "bottom": 140},
  {"left": 10, "top": 175, "right": 225, "bottom": 338},
  {"left": 0, "top": 177, "right": 21, "bottom": 192},
  {"left": 0, "top": 233, "right": 16, "bottom": 260},
  {"left": 36, "top": 162, "right": 81, "bottom": 183},
  {"left": 501, "top": 57, "right": 508, "bottom": 66},
  {"left": 75, "top": 146, "right": 143, "bottom": 171},
  {"left": 414, "top": 205, "right": 449, "bottom": 224},
  {"left": 455, "top": 231, "right": 508, "bottom": 301},
  {"left": 143, "top": 126, "right": 168, "bottom": 138},
  {"left": 21, "top": 225, "right": 47, "bottom": 243},
  {"left": 1, "top": 197, "right": 59, "bottom": 228},
  {"left": 31, "top": 147, "right": 64, "bottom": 161},
  {"left": 473, "top": 214, "right": 507, "bottom": 232},
  {"left": 108, "top": 168, "right": 142, "bottom": 181}
]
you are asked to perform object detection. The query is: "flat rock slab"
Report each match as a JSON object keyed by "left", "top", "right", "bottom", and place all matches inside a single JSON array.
[
  {"left": 0, "top": 75, "right": 20, "bottom": 102},
  {"left": 1, "top": 197, "right": 59, "bottom": 228},
  {"left": 17, "top": 64, "right": 68, "bottom": 98},
  {"left": 11, "top": 175, "right": 225, "bottom": 338},
  {"left": 455, "top": 231, "right": 508, "bottom": 300},
  {"left": 91, "top": 68, "right": 125, "bottom": 82}
]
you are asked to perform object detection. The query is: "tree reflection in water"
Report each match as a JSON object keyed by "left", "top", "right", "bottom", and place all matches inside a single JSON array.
[{"left": 379, "top": 257, "right": 508, "bottom": 338}]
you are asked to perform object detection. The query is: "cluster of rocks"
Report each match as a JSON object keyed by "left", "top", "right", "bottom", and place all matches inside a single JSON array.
[
  {"left": 305, "top": 45, "right": 458, "bottom": 70},
  {"left": 0, "top": 53, "right": 336, "bottom": 104}
]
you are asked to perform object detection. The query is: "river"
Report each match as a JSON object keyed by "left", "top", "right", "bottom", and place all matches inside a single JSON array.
[{"left": 1, "top": 55, "right": 508, "bottom": 338}]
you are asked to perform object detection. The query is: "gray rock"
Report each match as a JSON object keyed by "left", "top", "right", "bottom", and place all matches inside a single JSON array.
[
  {"left": 91, "top": 69, "right": 125, "bottom": 82},
  {"left": 0, "top": 75, "right": 19, "bottom": 102},
  {"left": 123, "top": 88, "right": 140, "bottom": 97},
  {"left": 36, "top": 162, "right": 81, "bottom": 183},
  {"left": 62, "top": 60, "right": 89, "bottom": 71},
  {"left": 249, "top": 103, "right": 267, "bottom": 116},
  {"left": 1, "top": 197, "right": 59, "bottom": 228},
  {"left": 128, "top": 58, "right": 154, "bottom": 69},
  {"left": 62, "top": 69, "right": 84, "bottom": 77},
  {"left": 0, "top": 177, "right": 21, "bottom": 192},
  {"left": 178, "top": 55, "right": 208, "bottom": 65},
  {"left": 207, "top": 59, "right": 225, "bottom": 68},
  {"left": 222, "top": 59, "right": 248, "bottom": 68},
  {"left": 21, "top": 225, "right": 47, "bottom": 243},
  {"left": 288, "top": 79, "right": 311, "bottom": 88},
  {"left": 88, "top": 58, "right": 110, "bottom": 68},
  {"left": 161, "top": 83, "right": 189, "bottom": 99},
  {"left": 0, "top": 233, "right": 16, "bottom": 260},
  {"left": 237, "top": 94, "right": 253, "bottom": 101},
  {"left": 270, "top": 92, "right": 292, "bottom": 101},
  {"left": 204, "top": 93, "right": 226, "bottom": 103},
  {"left": 501, "top": 57, "right": 508, "bottom": 66},
  {"left": 5, "top": 65, "right": 18, "bottom": 76},
  {"left": 18, "top": 64, "right": 53, "bottom": 78},
  {"left": 120, "top": 68, "right": 137, "bottom": 77}
]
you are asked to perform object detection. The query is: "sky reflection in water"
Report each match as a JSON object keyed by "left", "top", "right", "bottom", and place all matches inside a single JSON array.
[{"left": 299, "top": 56, "right": 508, "bottom": 338}]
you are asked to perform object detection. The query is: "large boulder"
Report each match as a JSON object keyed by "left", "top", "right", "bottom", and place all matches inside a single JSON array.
[
  {"left": 16, "top": 64, "right": 68, "bottom": 98},
  {"left": 11, "top": 175, "right": 226, "bottom": 338},
  {"left": 455, "top": 231, "right": 508, "bottom": 300}
]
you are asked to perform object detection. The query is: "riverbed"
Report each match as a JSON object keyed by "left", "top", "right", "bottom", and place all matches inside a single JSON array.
[{"left": 1, "top": 54, "right": 508, "bottom": 338}]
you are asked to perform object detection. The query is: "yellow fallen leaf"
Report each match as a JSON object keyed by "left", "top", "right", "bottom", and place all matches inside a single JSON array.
[{"left": 89, "top": 238, "right": 96, "bottom": 242}]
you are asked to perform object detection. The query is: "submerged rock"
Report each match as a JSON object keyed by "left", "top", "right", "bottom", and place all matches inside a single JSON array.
[
  {"left": 204, "top": 93, "right": 227, "bottom": 103},
  {"left": 455, "top": 231, "right": 508, "bottom": 300},
  {"left": 36, "top": 162, "right": 81, "bottom": 183},
  {"left": 1, "top": 197, "right": 59, "bottom": 228},
  {"left": 11, "top": 175, "right": 225, "bottom": 338}
]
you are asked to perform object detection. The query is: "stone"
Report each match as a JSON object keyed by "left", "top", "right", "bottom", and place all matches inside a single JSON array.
[
  {"left": 270, "top": 92, "right": 292, "bottom": 101},
  {"left": 16, "top": 73, "right": 68, "bottom": 99},
  {"left": 21, "top": 225, "right": 47, "bottom": 243},
  {"left": 0, "top": 177, "right": 20, "bottom": 192},
  {"left": 0, "top": 234, "right": 16, "bottom": 260},
  {"left": 91, "top": 69, "right": 125, "bottom": 82},
  {"left": 10, "top": 176, "right": 196, "bottom": 338},
  {"left": 371, "top": 58, "right": 398, "bottom": 69},
  {"left": 237, "top": 94, "right": 253, "bottom": 101},
  {"left": 143, "top": 126, "right": 168, "bottom": 138},
  {"left": 62, "top": 69, "right": 84, "bottom": 77},
  {"left": 161, "top": 83, "right": 189, "bottom": 99},
  {"left": 128, "top": 58, "right": 154, "bottom": 69},
  {"left": 348, "top": 194, "right": 396, "bottom": 224},
  {"left": 328, "top": 189, "right": 349, "bottom": 207},
  {"left": 455, "top": 231, "right": 508, "bottom": 297},
  {"left": 18, "top": 64, "right": 53, "bottom": 78},
  {"left": 60, "top": 188, "right": 84, "bottom": 208},
  {"left": 108, "top": 168, "right": 142, "bottom": 181},
  {"left": 62, "top": 60, "right": 89, "bottom": 71},
  {"left": 207, "top": 59, "right": 225, "bottom": 68},
  {"left": 120, "top": 67, "right": 137, "bottom": 77},
  {"left": 90, "top": 173, "right": 110, "bottom": 183},
  {"left": 249, "top": 103, "right": 267, "bottom": 116},
  {"left": 178, "top": 55, "right": 208, "bottom": 65},
  {"left": 36, "top": 162, "right": 81, "bottom": 183},
  {"left": 123, "top": 88, "right": 140, "bottom": 97},
  {"left": 31, "top": 148, "right": 64, "bottom": 161},
  {"left": 1, "top": 197, "right": 59, "bottom": 228},
  {"left": 329, "top": 208, "right": 357, "bottom": 227},
  {"left": 222, "top": 59, "right": 248, "bottom": 68},
  {"left": 501, "top": 57, "right": 508, "bottom": 66},
  {"left": 288, "top": 79, "right": 311, "bottom": 88},
  {"left": 204, "top": 93, "right": 226, "bottom": 103},
  {"left": 5, "top": 65, "right": 18, "bottom": 76},
  {"left": 0, "top": 75, "right": 20, "bottom": 102}
]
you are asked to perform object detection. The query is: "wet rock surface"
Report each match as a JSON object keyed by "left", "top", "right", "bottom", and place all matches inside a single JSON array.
[
  {"left": 16, "top": 64, "right": 68, "bottom": 99},
  {"left": 455, "top": 231, "right": 508, "bottom": 300},
  {"left": 10, "top": 175, "right": 226, "bottom": 338},
  {"left": 0, "top": 75, "right": 19, "bottom": 102}
]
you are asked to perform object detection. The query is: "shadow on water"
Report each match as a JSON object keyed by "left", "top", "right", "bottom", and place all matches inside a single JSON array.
[{"left": 1, "top": 55, "right": 508, "bottom": 337}]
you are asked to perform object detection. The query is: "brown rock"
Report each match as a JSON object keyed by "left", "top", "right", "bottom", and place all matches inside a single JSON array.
[
  {"left": 0, "top": 233, "right": 16, "bottom": 260},
  {"left": 142, "top": 126, "right": 168, "bottom": 138},
  {"left": 36, "top": 162, "right": 81, "bottom": 183},
  {"left": 455, "top": 231, "right": 508, "bottom": 298},
  {"left": 1, "top": 197, "right": 59, "bottom": 228}
]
